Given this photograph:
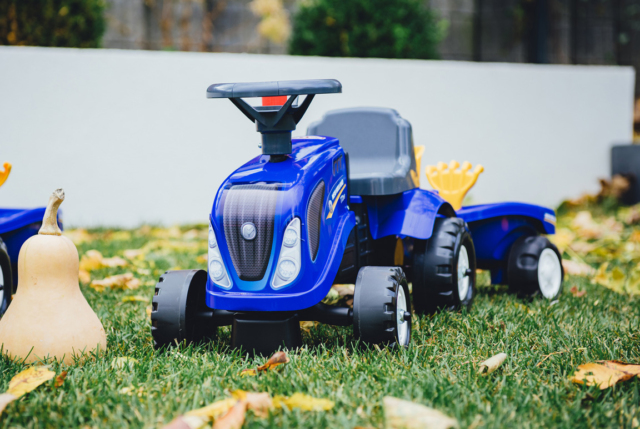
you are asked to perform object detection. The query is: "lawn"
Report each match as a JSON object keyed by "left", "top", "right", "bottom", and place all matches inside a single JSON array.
[{"left": 0, "top": 199, "right": 639, "bottom": 428}]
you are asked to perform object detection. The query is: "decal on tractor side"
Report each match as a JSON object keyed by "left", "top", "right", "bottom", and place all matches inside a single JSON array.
[{"left": 326, "top": 178, "right": 346, "bottom": 220}]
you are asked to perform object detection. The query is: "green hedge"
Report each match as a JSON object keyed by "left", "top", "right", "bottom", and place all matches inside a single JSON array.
[
  {"left": 289, "top": 0, "right": 443, "bottom": 59},
  {"left": 0, "top": 0, "right": 106, "bottom": 48}
]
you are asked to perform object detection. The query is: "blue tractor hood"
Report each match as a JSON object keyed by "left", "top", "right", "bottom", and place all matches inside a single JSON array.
[{"left": 206, "top": 136, "right": 355, "bottom": 312}]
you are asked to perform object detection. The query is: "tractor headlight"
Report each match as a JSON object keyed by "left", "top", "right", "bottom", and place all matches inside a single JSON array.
[
  {"left": 278, "top": 259, "right": 297, "bottom": 280},
  {"left": 283, "top": 228, "right": 298, "bottom": 247},
  {"left": 209, "top": 260, "right": 224, "bottom": 280},
  {"left": 272, "top": 217, "right": 301, "bottom": 289},
  {"left": 208, "top": 222, "right": 231, "bottom": 289}
]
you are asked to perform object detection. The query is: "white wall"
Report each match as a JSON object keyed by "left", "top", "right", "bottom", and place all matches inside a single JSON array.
[{"left": 0, "top": 46, "right": 635, "bottom": 227}]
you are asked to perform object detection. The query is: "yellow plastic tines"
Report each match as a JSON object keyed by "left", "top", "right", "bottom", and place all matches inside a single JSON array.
[
  {"left": 425, "top": 160, "right": 484, "bottom": 211},
  {"left": 0, "top": 163, "right": 11, "bottom": 188}
]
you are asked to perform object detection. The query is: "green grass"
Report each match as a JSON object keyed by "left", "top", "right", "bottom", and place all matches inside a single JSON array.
[{"left": 0, "top": 222, "right": 639, "bottom": 428}]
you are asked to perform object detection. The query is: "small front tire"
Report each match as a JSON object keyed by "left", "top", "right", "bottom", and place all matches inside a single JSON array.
[
  {"left": 507, "top": 236, "right": 564, "bottom": 299},
  {"left": 151, "top": 269, "right": 216, "bottom": 349},
  {"left": 353, "top": 266, "right": 412, "bottom": 347}
]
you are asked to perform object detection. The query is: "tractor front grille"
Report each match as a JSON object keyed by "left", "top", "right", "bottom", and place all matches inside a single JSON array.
[
  {"left": 307, "top": 181, "right": 325, "bottom": 261},
  {"left": 223, "top": 183, "right": 280, "bottom": 281}
]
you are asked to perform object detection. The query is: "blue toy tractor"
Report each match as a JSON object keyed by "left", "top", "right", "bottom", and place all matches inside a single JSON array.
[{"left": 151, "top": 80, "right": 563, "bottom": 355}]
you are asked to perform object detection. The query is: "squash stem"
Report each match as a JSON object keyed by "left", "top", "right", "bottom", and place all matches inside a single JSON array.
[{"left": 39, "top": 189, "right": 65, "bottom": 236}]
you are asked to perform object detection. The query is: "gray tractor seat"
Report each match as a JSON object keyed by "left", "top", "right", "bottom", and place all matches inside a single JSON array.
[{"left": 307, "top": 107, "right": 418, "bottom": 196}]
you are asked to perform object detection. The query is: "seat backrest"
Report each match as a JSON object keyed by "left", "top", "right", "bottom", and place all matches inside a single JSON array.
[{"left": 307, "top": 107, "right": 417, "bottom": 196}]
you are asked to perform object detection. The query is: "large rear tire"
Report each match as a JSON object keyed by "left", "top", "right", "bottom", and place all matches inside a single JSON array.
[
  {"left": 151, "top": 270, "right": 216, "bottom": 349},
  {"left": 353, "top": 266, "right": 412, "bottom": 347},
  {"left": 412, "top": 217, "right": 477, "bottom": 314}
]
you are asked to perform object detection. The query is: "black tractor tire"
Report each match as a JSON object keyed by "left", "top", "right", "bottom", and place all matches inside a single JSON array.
[
  {"left": 353, "top": 266, "right": 412, "bottom": 347},
  {"left": 507, "top": 235, "right": 564, "bottom": 299},
  {"left": 0, "top": 240, "right": 12, "bottom": 316},
  {"left": 412, "top": 217, "right": 477, "bottom": 314},
  {"left": 151, "top": 269, "right": 216, "bottom": 349}
]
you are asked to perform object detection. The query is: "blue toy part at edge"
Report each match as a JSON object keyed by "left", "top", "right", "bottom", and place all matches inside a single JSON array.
[
  {"left": 206, "top": 136, "right": 355, "bottom": 312},
  {"left": 354, "top": 189, "right": 454, "bottom": 241},
  {"left": 0, "top": 207, "right": 62, "bottom": 288},
  {"left": 457, "top": 202, "right": 556, "bottom": 284}
]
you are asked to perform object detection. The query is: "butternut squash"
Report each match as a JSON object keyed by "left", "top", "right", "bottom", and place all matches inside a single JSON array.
[{"left": 0, "top": 189, "right": 106, "bottom": 363}]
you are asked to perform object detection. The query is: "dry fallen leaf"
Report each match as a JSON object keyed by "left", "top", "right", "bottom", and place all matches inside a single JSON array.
[
  {"left": 332, "top": 284, "right": 355, "bottom": 297},
  {"left": 478, "top": 353, "right": 507, "bottom": 375},
  {"left": 212, "top": 400, "right": 247, "bottom": 429},
  {"left": 54, "top": 371, "right": 67, "bottom": 388},
  {"left": 569, "top": 285, "right": 587, "bottom": 297},
  {"left": 78, "top": 269, "right": 91, "bottom": 284},
  {"left": 274, "top": 393, "right": 334, "bottom": 411},
  {"left": 79, "top": 250, "right": 128, "bottom": 272},
  {"left": 122, "top": 295, "right": 149, "bottom": 303},
  {"left": 232, "top": 390, "right": 273, "bottom": 417},
  {"left": 569, "top": 241, "right": 597, "bottom": 256},
  {"left": 571, "top": 360, "right": 640, "bottom": 389},
  {"left": 123, "top": 248, "right": 145, "bottom": 260},
  {"left": 241, "top": 351, "right": 290, "bottom": 376},
  {"left": 90, "top": 273, "right": 141, "bottom": 292},
  {"left": 562, "top": 260, "right": 595, "bottom": 277},
  {"left": 383, "top": 396, "right": 459, "bottom": 429},
  {"left": 64, "top": 228, "right": 93, "bottom": 244},
  {"left": 186, "top": 397, "right": 238, "bottom": 420},
  {"left": 167, "top": 392, "right": 272, "bottom": 429},
  {"left": 0, "top": 366, "right": 56, "bottom": 415}
]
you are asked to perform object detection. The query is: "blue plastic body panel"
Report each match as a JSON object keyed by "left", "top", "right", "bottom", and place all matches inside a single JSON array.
[
  {"left": 206, "top": 136, "right": 355, "bottom": 312},
  {"left": 361, "top": 189, "right": 452, "bottom": 240},
  {"left": 457, "top": 202, "right": 556, "bottom": 284},
  {"left": 0, "top": 207, "right": 61, "bottom": 288}
]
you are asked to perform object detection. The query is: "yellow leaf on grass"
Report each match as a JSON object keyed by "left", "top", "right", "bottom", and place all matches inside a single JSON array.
[
  {"left": 383, "top": 396, "right": 459, "bottom": 429},
  {"left": 571, "top": 363, "right": 634, "bottom": 389},
  {"left": 90, "top": 273, "right": 141, "bottom": 292},
  {"left": 478, "top": 353, "right": 507, "bottom": 375},
  {"left": 274, "top": 393, "right": 334, "bottom": 411},
  {"left": 592, "top": 263, "right": 627, "bottom": 293},
  {"left": 0, "top": 366, "right": 56, "bottom": 415},
  {"left": 122, "top": 295, "right": 149, "bottom": 303},
  {"left": 6, "top": 366, "right": 55, "bottom": 398},
  {"left": 111, "top": 357, "right": 138, "bottom": 370},
  {"left": 240, "top": 351, "right": 289, "bottom": 376},
  {"left": 79, "top": 250, "right": 128, "bottom": 272}
]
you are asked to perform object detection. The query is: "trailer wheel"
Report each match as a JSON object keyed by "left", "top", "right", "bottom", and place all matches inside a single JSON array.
[
  {"left": 353, "top": 266, "right": 412, "bottom": 347},
  {"left": 151, "top": 269, "right": 216, "bottom": 349},
  {"left": 507, "top": 236, "right": 563, "bottom": 299},
  {"left": 412, "top": 217, "right": 476, "bottom": 313},
  {"left": 0, "top": 241, "right": 12, "bottom": 316}
]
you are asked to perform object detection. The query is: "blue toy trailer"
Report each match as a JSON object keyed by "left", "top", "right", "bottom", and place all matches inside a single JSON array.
[
  {"left": 0, "top": 207, "right": 63, "bottom": 315},
  {"left": 151, "top": 80, "right": 563, "bottom": 355}
]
